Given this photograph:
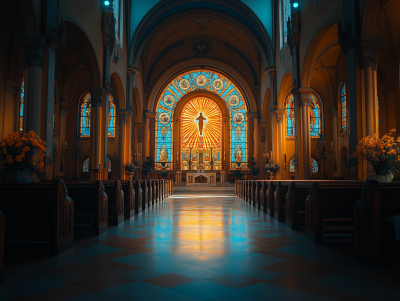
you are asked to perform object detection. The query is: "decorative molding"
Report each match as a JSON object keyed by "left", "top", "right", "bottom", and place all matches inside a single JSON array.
[
  {"left": 22, "top": 36, "right": 47, "bottom": 68},
  {"left": 280, "top": 43, "right": 292, "bottom": 72},
  {"left": 118, "top": 109, "right": 129, "bottom": 124},
  {"left": 136, "top": 125, "right": 144, "bottom": 143},
  {"left": 73, "top": 0, "right": 97, "bottom": 19},
  {"left": 265, "top": 65, "right": 276, "bottom": 75},
  {"left": 192, "top": 17, "right": 211, "bottom": 24},
  {"left": 307, "top": 0, "right": 333, "bottom": 19},
  {"left": 247, "top": 112, "right": 259, "bottom": 120},
  {"left": 127, "top": 64, "right": 139, "bottom": 75},
  {"left": 358, "top": 39, "right": 380, "bottom": 70},
  {"left": 90, "top": 88, "right": 105, "bottom": 107},
  {"left": 127, "top": 103, "right": 135, "bottom": 113},
  {"left": 145, "top": 111, "right": 157, "bottom": 119},
  {"left": 276, "top": 109, "right": 285, "bottom": 124},
  {"left": 4, "top": 79, "right": 20, "bottom": 95}
]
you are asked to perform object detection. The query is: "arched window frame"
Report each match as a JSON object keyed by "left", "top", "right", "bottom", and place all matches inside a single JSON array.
[
  {"left": 289, "top": 155, "right": 295, "bottom": 173},
  {"left": 311, "top": 158, "right": 319, "bottom": 174},
  {"left": 79, "top": 92, "right": 91, "bottom": 138},
  {"left": 285, "top": 94, "right": 295, "bottom": 138},
  {"left": 19, "top": 76, "right": 25, "bottom": 132},
  {"left": 340, "top": 83, "right": 347, "bottom": 133},
  {"left": 280, "top": 0, "right": 291, "bottom": 48},
  {"left": 108, "top": 94, "right": 116, "bottom": 138},
  {"left": 309, "top": 94, "right": 322, "bottom": 138},
  {"left": 82, "top": 157, "right": 90, "bottom": 173}
]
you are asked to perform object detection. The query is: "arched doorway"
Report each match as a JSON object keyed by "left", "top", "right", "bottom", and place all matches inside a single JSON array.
[{"left": 154, "top": 69, "right": 248, "bottom": 176}]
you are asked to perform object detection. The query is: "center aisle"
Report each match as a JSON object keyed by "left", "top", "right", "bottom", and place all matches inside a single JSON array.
[{"left": 1, "top": 187, "right": 399, "bottom": 300}]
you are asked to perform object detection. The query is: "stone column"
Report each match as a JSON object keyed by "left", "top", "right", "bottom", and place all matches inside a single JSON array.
[
  {"left": 3, "top": 80, "right": 20, "bottom": 138},
  {"left": 59, "top": 106, "right": 71, "bottom": 177},
  {"left": 136, "top": 123, "right": 144, "bottom": 178},
  {"left": 359, "top": 40, "right": 380, "bottom": 137},
  {"left": 299, "top": 93, "right": 311, "bottom": 179},
  {"left": 276, "top": 110, "right": 285, "bottom": 179},
  {"left": 90, "top": 88, "right": 105, "bottom": 179},
  {"left": 329, "top": 109, "right": 338, "bottom": 176},
  {"left": 260, "top": 123, "right": 268, "bottom": 179},
  {"left": 127, "top": 103, "right": 135, "bottom": 164},
  {"left": 118, "top": 110, "right": 128, "bottom": 180},
  {"left": 22, "top": 36, "right": 47, "bottom": 134}
]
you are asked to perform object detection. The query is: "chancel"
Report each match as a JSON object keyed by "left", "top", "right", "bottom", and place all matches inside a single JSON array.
[{"left": 0, "top": 0, "right": 400, "bottom": 299}]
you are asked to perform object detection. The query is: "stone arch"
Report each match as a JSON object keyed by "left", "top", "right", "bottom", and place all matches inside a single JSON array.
[
  {"left": 277, "top": 72, "right": 293, "bottom": 110},
  {"left": 147, "top": 58, "right": 257, "bottom": 113},
  {"left": 129, "top": 0, "right": 272, "bottom": 69},
  {"left": 362, "top": 0, "right": 389, "bottom": 39},
  {"left": 132, "top": 87, "right": 142, "bottom": 123},
  {"left": 110, "top": 72, "right": 125, "bottom": 110}
]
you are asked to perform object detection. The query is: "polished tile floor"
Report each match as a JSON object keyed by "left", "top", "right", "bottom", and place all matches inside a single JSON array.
[{"left": 1, "top": 187, "right": 400, "bottom": 300}]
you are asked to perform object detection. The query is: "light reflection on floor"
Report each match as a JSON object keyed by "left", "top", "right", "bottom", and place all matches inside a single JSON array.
[{"left": 1, "top": 187, "right": 399, "bottom": 300}]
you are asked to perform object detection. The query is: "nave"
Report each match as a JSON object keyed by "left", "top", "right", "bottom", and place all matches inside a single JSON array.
[{"left": 0, "top": 188, "right": 399, "bottom": 301}]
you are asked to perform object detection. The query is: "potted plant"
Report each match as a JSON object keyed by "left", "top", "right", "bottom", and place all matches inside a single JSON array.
[
  {"left": 125, "top": 162, "right": 139, "bottom": 180},
  {"left": 249, "top": 157, "right": 260, "bottom": 178},
  {"left": 1, "top": 131, "right": 46, "bottom": 183},
  {"left": 142, "top": 157, "right": 152, "bottom": 178},
  {"left": 353, "top": 129, "right": 400, "bottom": 182},
  {"left": 264, "top": 161, "right": 280, "bottom": 180},
  {"left": 233, "top": 169, "right": 243, "bottom": 180}
]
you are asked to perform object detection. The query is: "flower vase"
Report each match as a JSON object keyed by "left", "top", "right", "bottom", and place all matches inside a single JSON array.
[
  {"left": 127, "top": 172, "right": 134, "bottom": 181},
  {"left": 9, "top": 168, "right": 34, "bottom": 183},
  {"left": 269, "top": 172, "right": 275, "bottom": 180},
  {"left": 368, "top": 172, "right": 394, "bottom": 183}
]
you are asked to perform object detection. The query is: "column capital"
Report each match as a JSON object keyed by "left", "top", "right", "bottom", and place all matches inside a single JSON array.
[
  {"left": 118, "top": 109, "right": 129, "bottom": 124},
  {"left": 90, "top": 88, "right": 105, "bottom": 107},
  {"left": 275, "top": 109, "right": 285, "bottom": 124},
  {"left": 358, "top": 39, "right": 380, "bottom": 70},
  {"left": 22, "top": 36, "right": 47, "bottom": 68},
  {"left": 127, "top": 64, "right": 139, "bottom": 75},
  {"left": 60, "top": 106, "right": 71, "bottom": 116},
  {"left": 329, "top": 108, "right": 338, "bottom": 117},
  {"left": 4, "top": 79, "right": 20, "bottom": 96},
  {"left": 265, "top": 65, "right": 276, "bottom": 75},
  {"left": 145, "top": 111, "right": 157, "bottom": 119},
  {"left": 247, "top": 112, "right": 259, "bottom": 120}
]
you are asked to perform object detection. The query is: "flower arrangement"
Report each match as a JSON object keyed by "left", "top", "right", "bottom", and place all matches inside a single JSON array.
[
  {"left": 160, "top": 162, "right": 169, "bottom": 179},
  {"left": 353, "top": 129, "right": 400, "bottom": 180},
  {"left": 142, "top": 157, "right": 152, "bottom": 176},
  {"left": 249, "top": 157, "right": 260, "bottom": 176},
  {"left": 264, "top": 161, "right": 280, "bottom": 173},
  {"left": 233, "top": 169, "right": 243, "bottom": 179},
  {"left": 125, "top": 162, "right": 140, "bottom": 173},
  {"left": 1, "top": 131, "right": 46, "bottom": 182}
]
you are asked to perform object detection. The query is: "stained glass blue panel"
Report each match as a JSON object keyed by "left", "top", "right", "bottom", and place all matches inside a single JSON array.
[
  {"left": 286, "top": 95, "right": 295, "bottom": 137},
  {"left": 108, "top": 94, "right": 116, "bottom": 137},
  {"left": 311, "top": 158, "right": 318, "bottom": 173},
  {"left": 289, "top": 155, "right": 295, "bottom": 173},
  {"left": 107, "top": 158, "right": 111, "bottom": 172},
  {"left": 341, "top": 84, "right": 347, "bottom": 133},
  {"left": 80, "top": 93, "right": 91, "bottom": 137},
  {"left": 83, "top": 158, "right": 89, "bottom": 172},
  {"left": 19, "top": 77, "right": 24, "bottom": 131},
  {"left": 310, "top": 94, "right": 321, "bottom": 138}
]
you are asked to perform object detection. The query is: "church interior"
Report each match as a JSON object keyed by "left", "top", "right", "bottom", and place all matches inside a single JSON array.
[{"left": 0, "top": 0, "right": 400, "bottom": 300}]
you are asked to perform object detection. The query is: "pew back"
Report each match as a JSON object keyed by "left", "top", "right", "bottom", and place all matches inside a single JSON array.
[
  {"left": 103, "top": 181, "right": 124, "bottom": 225},
  {"left": 120, "top": 180, "right": 135, "bottom": 219}
]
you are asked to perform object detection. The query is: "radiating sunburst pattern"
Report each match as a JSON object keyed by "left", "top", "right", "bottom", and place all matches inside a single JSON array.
[{"left": 181, "top": 97, "right": 222, "bottom": 149}]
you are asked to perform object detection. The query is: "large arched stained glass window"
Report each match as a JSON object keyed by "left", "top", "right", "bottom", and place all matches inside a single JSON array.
[
  {"left": 19, "top": 77, "right": 25, "bottom": 131},
  {"left": 107, "top": 158, "right": 112, "bottom": 172},
  {"left": 289, "top": 155, "right": 295, "bottom": 173},
  {"left": 283, "top": 0, "right": 291, "bottom": 44},
  {"left": 341, "top": 84, "right": 347, "bottom": 133},
  {"left": 155, "top": 70, "right": 248, "bottom": 171},
  {"left": 80, "top": 92, "right": 91, "bottom": 137},
  {"left": 286, "top": 95, "right": 295, "bottom": 138},
  {"left": 83, "top": 158, "right": 89, "bottom": 172},
  {"left": 310, "top": 94, "right": 321, "bottom": 138},
  {"left": 108, "top": 94, "right": 116, "bottom": 137},
  {"left": 311, "top": 158, "right": 318, "bottom": 173}
]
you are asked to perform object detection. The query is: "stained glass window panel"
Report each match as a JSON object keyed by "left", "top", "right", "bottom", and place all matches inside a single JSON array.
[
  {"left": 286, "top": 95, "right": 295, "bottom": 138},
  {"left": 155, "top": 69, "right": 248, "bottom": 171},
  {"left": 83, "top": 158, "right": 89, "bottom": 172},
  {"left": 283, "top": 0, "right": 291, "bottom": 44},
  {"left": 311, "top": 158, "right": 318, "bottom": 173},
  {"left": 107, "top": 158, "right": 111, "bottom": 172},
  {"left": 80, "top": 93, "right": 91, "bottom": 137},
  {"left": 19, "top": 77, "right": 24, "bottom": 131},
  {"left": 341, "top": 84, "right": 347, "bottom": 133},
  {"left": 289, "top": 155, "right": 295, "bottom": 173},
  {"left": 108, "top": 94, "right": 116, "bottom": 137},
  {"left": 113, "top": 0, "right": 119, "bottom": 42},
  {"left": 310, "top": 94, "right": 321, "bottom": 138}
]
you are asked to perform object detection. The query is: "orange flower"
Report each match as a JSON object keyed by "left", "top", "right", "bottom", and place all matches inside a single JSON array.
[
  {"left": 3, "top": 148, "right": 6, "bottom": 154},
  {"left": 15, "top": 156, "right": 21, "bottom": 162},
  {"left": 6, "top": 155, "right": 13, "bottom": 164},
  {"left": 23, "top": 146, "right": 30, "bottom": 153},
  {"left": 0, "top": 142, "right": 5, "bottom": 147}
]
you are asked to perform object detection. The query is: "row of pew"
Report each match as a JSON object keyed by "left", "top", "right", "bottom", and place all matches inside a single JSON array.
[
  {"left": 235, "top": 179, "right": 400, "bottom": 266},
  {"left": 0, "top": 179, "right": 173, "bottom": 285}
]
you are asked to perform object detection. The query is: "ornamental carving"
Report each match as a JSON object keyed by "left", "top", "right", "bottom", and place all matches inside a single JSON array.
[
  {"left": 280, "top": 43, "right": 292, "bottom": 72},
  {"left": 73, "top": 0, "right": 97, "bottom": 19},
  {"left": 307, "top": 0, "right": 332, "bottom": 19}
]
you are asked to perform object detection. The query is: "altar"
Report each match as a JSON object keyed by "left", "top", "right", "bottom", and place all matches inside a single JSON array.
[{"left": 186, "top": 171, "right": 217, "bottom": 186}]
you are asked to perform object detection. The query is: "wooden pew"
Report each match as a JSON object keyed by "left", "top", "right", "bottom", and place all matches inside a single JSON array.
[
  {"left": 64, "top": 181, "right": 108, "bottom": 236},
  {"left": 156, "top": 180, "right": 161, "bottom": 202},
  {"left": 266, "top": 181, "right": 276, "bottom": 217},
  {"left": 141, "top": 180, "right": 148, "bottom": 211},
  {"left": 148, "top": 180, "right": 153, "bottom": 207},
  {"left": 354, "top": 180, "right": 400, "bottom": 266},
  {"left": 254, "top": 181, "right": 261, "bottom": 210},
  {"left": 103, "top": 180, "right": 124, "bottom": 225},
  {"left": 286, "top": 181, "right": 311, "bottom": 229},
  {"left": 274, "top": 182, "right": 288, "bottom": 222},
  {"left": 0, "top": 180, "right": 74, "bottom": 255},
  {"left": 259, "top": 181, "right": 267, "bottom": 213},
  {"left": 120, "top": 180, "right": 135, "bottom": 219},
  {"left": 306, "top": 181, "right": 364, "bottom": 244},
  {"left": 134, "top": 180, "right": 142, "bottom": 214},
  {"left": 0, "top": 211, "right": 4, "bottom": 285}
]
